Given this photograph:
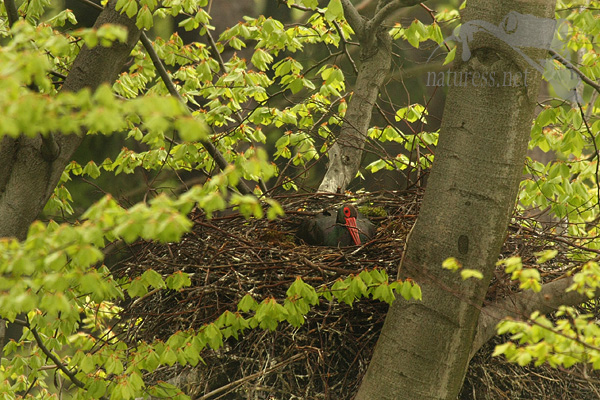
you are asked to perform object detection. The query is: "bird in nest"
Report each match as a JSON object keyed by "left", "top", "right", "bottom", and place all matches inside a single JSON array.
[{"left": 297, "top": 204, "right": 375, "bottom": 247}]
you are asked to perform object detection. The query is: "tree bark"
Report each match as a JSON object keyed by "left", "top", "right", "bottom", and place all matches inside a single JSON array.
[
  {"left": 356, "top": 1, "right": 556, "bottom": 398},
  {"left": 318, "top": 0, "right": 421, "bottom": 193},
  {"left": 0, "top": 0, "right": 141, "bottom": 240},
  {"left": 317, "top": 27, "right": 391, "bottom": 193}
]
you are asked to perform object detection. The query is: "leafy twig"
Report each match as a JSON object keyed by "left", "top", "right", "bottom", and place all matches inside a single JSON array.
[
  {"left": 576, "top": 100, "right": 600, "bottom": 212},
  {"left": 549, "top": 49, "right": 600, "bottom": 95},
  {"left": 75, "top": 0, "right": 252, "bottom": 195},
  {"left": 139, "top": 32, "right": 251, "bottom": 195},
  {"left": 420, "top": 2, "right": 450, "bottom": 52},
  {"left": 201, "top": 27, "right": 269, "bottom": 194}
]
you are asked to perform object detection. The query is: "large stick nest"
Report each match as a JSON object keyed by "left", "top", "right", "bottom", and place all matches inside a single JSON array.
[{"left": 114, "top": 190, "right": 600, "bottom": 399}]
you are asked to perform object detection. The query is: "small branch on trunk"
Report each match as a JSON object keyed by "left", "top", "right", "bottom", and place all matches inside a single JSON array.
[
  {"left": 470, "top": 276, "right": 594, "bottom": 359},
  {"left": 40, "top": 133, "right": 60, "bottom": 162},
  {"left": 368, "top": 0, "right": 422, "bottom": 33}
]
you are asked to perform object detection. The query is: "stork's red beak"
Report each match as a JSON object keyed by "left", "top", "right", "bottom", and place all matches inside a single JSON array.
[{"left": 345, "top": 217, "right": 361, "bottom": 246}]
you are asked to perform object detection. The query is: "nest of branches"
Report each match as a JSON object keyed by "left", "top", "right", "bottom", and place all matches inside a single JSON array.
[{"left": 115, "top": 190, "right": 600, "bottom": 399}]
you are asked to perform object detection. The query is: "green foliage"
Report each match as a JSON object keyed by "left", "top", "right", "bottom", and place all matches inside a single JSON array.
[
  {"left": 1, "top": 0, "right": 600, "bottom": 396},
  {"left": 493, "top": 258, "right": 600, "bottom": 369},
  {"left": 494, "top": 305, "right": 600, "bottom": 370},
  {"left": 442, "top": 257, "right": 484, "bottom": 280}
]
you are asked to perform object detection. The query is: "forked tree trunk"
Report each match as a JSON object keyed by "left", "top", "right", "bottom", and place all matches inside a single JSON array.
[
  {"left": 317, "top": 26, "right": 392, "bottom": 193},
  {"left": 317, "top": 0, "right": 424, "bottom": 192},
  {"left": 356, "top": 0, "right": 556, "bottom": 398}
]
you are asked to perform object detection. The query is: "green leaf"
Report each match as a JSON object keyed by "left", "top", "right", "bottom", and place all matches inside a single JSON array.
[
  {"left": 372, "top": 283, "right": 395, "bottom": 304},
  {"left": 444, "top": 46, "right": 456, "bottom": 65},
  {"left": 82, "top": 161, "right": 101, "bottom": 179},
  {"left": 165, "top": 271, "right": 192, "bottom": 290},
  {"left": 128, "top": 277, "right": 148, "bottom": 298},
  {"left": 410, "top": 283, "right": 422, "bottom": 300},
  {"left": 251, "top": 49, "right": 274, "bottom": 71},
  {"left": 535, "top": 249, "right": 558, "bottom": 264},
  {"left": 238, "top": 294, "right": 258, "bottom": 312},
  {"left": 442, "top": 257, "right": 462, "bottom": 271},
  {"left": 176, "top": 116, "right": 209, "bottom": 142},
  {"left": 399, "top": 280, "right": 412, "bottom": 300},
  {"left": 460, "top": 269, "right": 483, "bottom": 280},
  {"left": 124, "top": 0, "right": 138, "bottom": 18},
  {"left": 324, "top": 0, "right": 343, "bottom": 22},
  {"left": 136, "top": 5, "right": 154, "bottom": 30},
  {"left": 142, "top": 269, "right": 166, "bottom": 289}
]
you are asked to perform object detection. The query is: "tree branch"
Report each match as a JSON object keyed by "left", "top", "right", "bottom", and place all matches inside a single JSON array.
[
  {"left": 4, "top": 0, "right": 19, "bottom": 26},
  {"left": 340, "top": 0, "right": 365, "bottom": 37},
  {"left": 368, "top": 0, "right": 422, "bottom": 34},
  {"left": 138, "top": 33, "right": 251, "bottom": 196},
  {"left": 30, "top": 327, "right": 87, "bottom": 389},
  {"left": 470, "top": 277, "right": 593, "bottom": 359},
  {"left": 549, "top": 49, "right": 600, "bottom": 95}
]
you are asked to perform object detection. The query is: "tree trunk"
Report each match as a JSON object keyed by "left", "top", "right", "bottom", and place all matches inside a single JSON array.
[
  {"left": 317, "top": 0, "right": 422, "bottom": 193},
  {"left": 356, "top": 1, "right": 556, "bottom": 398},
  {"left": 0, "top": 0, "right": 141, "bottom": 240},
  {"left": 317, "top": 27, "right": 391, "bottom": 193}
]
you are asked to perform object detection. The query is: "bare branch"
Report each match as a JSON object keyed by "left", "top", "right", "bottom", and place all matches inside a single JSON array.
[
  {"left": 340, "top": 0, "right": 365, "bottom": 37},
  {"left": 4, "top": 0, "right": 19, "bottom": 26},
  {"left": 470, "top": 277, "right": 593, "bottom": 359},
  {"left": 368, "top": 0, "right": 422, "bottom": 34}
]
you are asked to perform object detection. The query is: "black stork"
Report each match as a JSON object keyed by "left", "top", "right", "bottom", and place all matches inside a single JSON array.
[{"left": 298, "top": 204, "right": 375, "bottom": 247}]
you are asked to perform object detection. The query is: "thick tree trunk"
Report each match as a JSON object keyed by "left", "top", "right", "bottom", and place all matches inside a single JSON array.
[
  {"left": 317, "top": 27, "right": 391, "bottom": 193},
  {"left": 0, "top": 0, "right": 141, "bottom": 240},
  {"left": 356, "top": 1, "right": 556, "bottom": 398},
  {"left": 318, "top": 0, "right": 422, "bottom": 193}
]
